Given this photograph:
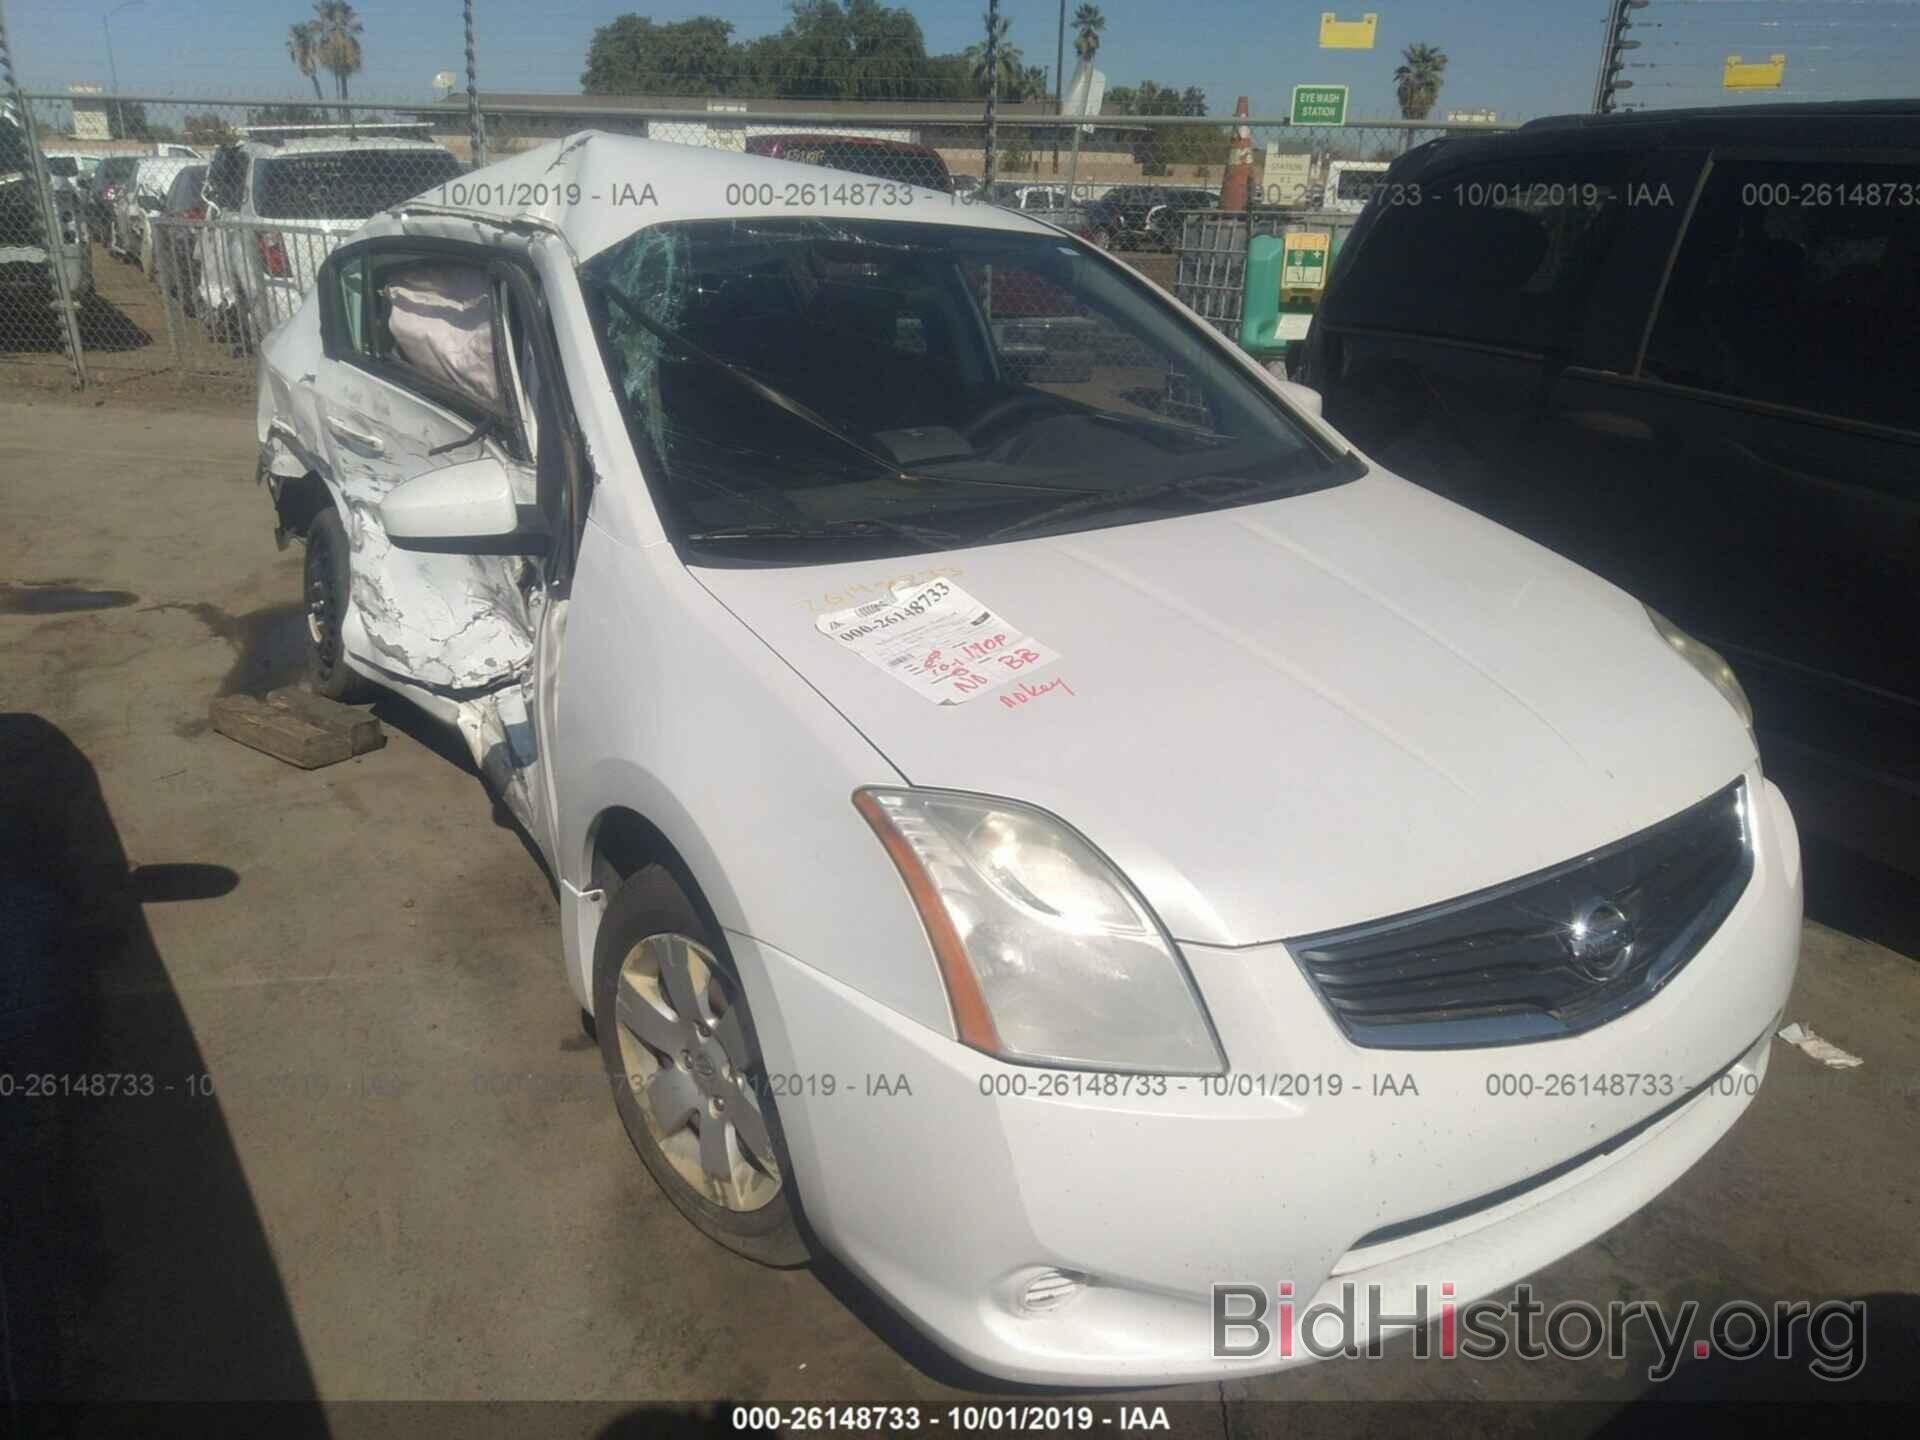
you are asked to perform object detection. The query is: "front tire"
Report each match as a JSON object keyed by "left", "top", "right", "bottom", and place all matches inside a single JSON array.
[
  {"left": 302, "top": 506, "right": 371, "bottom": 701},
  {"left": 594, "top": 867, "right": 809, "bottom": 1267}
]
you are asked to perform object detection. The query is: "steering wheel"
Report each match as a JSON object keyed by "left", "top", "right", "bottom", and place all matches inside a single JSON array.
[{"left": 964, "top": 391, "right": 1069, "bottom": 448}]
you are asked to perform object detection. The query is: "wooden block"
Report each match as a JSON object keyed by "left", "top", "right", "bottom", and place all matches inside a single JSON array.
[
  {"left": 265, "top": 686, "right": 385, "bottom": 756},
  {"left": 208, "top": 690, "right": 386, "bottom": 770}
]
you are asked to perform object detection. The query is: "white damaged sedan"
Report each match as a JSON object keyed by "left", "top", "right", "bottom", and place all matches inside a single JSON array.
[{"left": 253, "top": 132, "right": 1802, "bottom": 1385}]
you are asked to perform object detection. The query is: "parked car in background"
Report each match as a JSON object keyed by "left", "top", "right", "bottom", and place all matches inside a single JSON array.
[
  {"left": 1300, "top": 100, "right": 1920, "bottom": 871},
  {"left": 743, "top": 132, "right": 952, "bottom": 192},
  {"left": 1, "top": 114, "right": 92, "bottom": 309},
  {"left": 42, "top": 155, "right": 84, "bottom": 194},
  {"left": 252, "top": 131, "right": 1800, "bottom": 1386},
  {"left": 112, "top": 156, "right": 199, "bottom": 273},
  {"left": 1080, "top": 183, "right": 1215, "bottom": 251},
  {"left": 87, "top": 155, "right": 139, "bottom": 242},
  {"left": 197, "top": 132, "right": 464, "bottom": 347},
  {"left": 147, "top": 163, "right": 208, "bottom": 298}
]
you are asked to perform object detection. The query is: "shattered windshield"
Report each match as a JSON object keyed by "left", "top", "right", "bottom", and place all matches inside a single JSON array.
[{"left": 579, "top": 217, "right": 1354, "bottom": 562}]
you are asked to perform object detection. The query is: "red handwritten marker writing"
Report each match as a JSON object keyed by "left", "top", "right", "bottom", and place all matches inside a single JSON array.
[{"left": 999, "top": 677, "right": 1075, "bottom": 710}]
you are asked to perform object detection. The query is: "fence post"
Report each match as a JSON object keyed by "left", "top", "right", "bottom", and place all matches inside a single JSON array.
[
  {"left": 154, "top": 221, "right": 185, "bottom": 373},
  {"left": 982, "top": 0, "right": 998, "bottom": 190},
  {"left": 465, "top": 0, "right": 488, "bottom": 167},
  {"left": 0, "top": 0, "right": 89, "bottom": 388}
]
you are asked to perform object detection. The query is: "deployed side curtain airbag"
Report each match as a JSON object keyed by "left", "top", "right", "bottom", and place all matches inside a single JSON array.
[{"left": 385, "top": 263, "right": 500, "bottom": 410}]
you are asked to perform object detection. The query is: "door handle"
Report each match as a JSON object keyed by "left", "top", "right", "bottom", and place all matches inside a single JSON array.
[{"left": 326, "top": 416, "right": 386, "bottom": 455}]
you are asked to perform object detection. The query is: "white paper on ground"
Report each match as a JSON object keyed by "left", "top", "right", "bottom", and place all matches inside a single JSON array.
[
  {"left": 1776, "top": 1021, "right": 1864, "bottom": 1069},
  {"left": 814, "top": 577, "right": 1059, "bottom": 705}
]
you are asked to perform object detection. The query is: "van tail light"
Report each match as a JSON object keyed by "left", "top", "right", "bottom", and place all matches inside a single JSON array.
[{"left": 255, "top": 230, "right": 290, "bottom": 278}]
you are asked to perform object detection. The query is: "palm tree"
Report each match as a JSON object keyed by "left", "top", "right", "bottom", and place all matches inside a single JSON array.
[
  {"left": 967, "top": 11, "right": 1024, "bottom": 98},
  {"left": 1393, "top": 42, "right": 1448, "bottom": 121},
  {"left": 311, "top": 1, "right": 365, "bottom": 104},
  {"left": 1073, "top": 4, "right": 1104, "bottom": 65},
  {"left": 286, "top": 22, "right": 325, "bottom": 103}
]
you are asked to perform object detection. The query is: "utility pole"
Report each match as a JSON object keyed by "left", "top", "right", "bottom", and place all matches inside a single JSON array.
[
  {"left": 103, "top": 0, "right": 145, "bottom": 139},
  {"left": 464, "top": 0, "right": 486, "bottom": 167},
  {"left": 1591, "top": 0, "right": 1646, "bottom": 114},
  {"left": 1052, "top": 0, "right": 1064, "bottom": 172},
  {"left": 982, "top": 0, "right": 999, "bottom": 190}
]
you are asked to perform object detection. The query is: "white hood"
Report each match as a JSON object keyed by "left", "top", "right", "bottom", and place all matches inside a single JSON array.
[{"left": 694, "top": 471, "right": 1756, "bottom": 946}]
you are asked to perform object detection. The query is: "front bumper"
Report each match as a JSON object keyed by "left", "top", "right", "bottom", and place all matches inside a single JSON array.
[{"left": 736, "top": 773, "right": 1802, "bottom": 1386}]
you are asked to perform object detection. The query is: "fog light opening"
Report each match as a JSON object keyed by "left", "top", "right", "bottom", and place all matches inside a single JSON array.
[{"left": 1019, "top": 1268, "right": 1088, "bottom": 1314}]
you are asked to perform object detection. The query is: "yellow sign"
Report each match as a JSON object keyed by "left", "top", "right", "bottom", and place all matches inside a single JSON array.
[
  {"left": 1281, "top": 231, "right": 1332, "bottom": 291},
  {"left": 1319, "top": 12, "right": 1378, "bottom": 50},
  {"left": 1723, "top": 54, "right": 1787, "bottom": 90}
]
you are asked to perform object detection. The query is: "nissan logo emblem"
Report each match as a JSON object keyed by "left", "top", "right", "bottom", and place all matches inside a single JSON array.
[{"left": 1569, "top": 901, "right": 1636, "bottom": 980}]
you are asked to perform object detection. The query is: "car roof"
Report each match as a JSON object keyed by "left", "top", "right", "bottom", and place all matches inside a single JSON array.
[
  {"left": 746, "top": 131, "right": 940, "bottom": 155},
  {"left": 242, "top": 137, "right": 455, "bottom": 157},
  {"left": 395, "top": 130, "right": 1049, "bottom": 261},
  {"left": 1401, "top": 98, "right": 1920, "bottom": 176}
]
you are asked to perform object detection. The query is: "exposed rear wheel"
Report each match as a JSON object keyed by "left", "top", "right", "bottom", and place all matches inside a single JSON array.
[{"left": 302, "top": 506, "right": 371, "bottom": 702}]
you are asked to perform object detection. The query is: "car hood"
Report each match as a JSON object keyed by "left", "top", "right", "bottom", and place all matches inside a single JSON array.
[{"left": 692, "top": 471, "right": 1755, "bottom": 946}]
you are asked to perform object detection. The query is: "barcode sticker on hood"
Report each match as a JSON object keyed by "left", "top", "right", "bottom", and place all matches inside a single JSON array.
[{"left": 814, "top": 578, "right": 1059, "bottom": 705}]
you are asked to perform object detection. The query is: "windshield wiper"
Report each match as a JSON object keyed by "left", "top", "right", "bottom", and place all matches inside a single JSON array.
[
  {"left": 586, "top": 276, "right": 922, "bottom": 479},
  {"left": 685, "top": 517, "right": 964, "bottom": 548},
  {"left": 981, "top": 471, "right": 1293, "bottom": 545}
]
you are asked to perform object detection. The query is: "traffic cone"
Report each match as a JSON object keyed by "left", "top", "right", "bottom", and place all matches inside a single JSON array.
[{"left": 1220, "top": 95, "right": 1253, "bottom": 211}]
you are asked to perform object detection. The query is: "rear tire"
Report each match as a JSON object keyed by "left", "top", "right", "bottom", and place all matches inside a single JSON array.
[
  {"left": 302, "top": 506, "right": 372, "bottom": 702},
  {"left": 594, "top": 867, "right": 809, "bottom": 1267}
]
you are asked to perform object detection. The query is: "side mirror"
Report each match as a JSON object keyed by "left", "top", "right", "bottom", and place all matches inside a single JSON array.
[{"left": 380, "top": 455, "right": 526, "bottom": 546}]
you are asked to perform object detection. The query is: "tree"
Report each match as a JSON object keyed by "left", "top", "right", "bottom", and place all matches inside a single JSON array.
[
  {"left": 966, "top": 10, "right": 1024, "bottom": 99},
  {"left": 249, "top": 103, "right": 327, "bottom": 127},
  {"left": 1105, "top": 79, "right": 1214, "bottom": 175},
  {"left": 312, "top": 2, "right": 365, "bottom": 104},
  {"left": 107, "top": 100, "right": 177, "bottom": 143},
  {"left": 581, "top": 15, "right": 739, "bottom": 95},
  {"left": 184, "top": 112, "right": 238, "bottom": 147},
  {"left": 581, "top": 3, "right": 967, "bottom": 101},
  {"left": 286, "top": 22, "right": 325, "bottom": 104},
  {"left": 1072, "top": 3, "right": 1104, "bottom": 64},
  {"left": 1393, "top": 42, "right": 1448, "bottom": 121}
]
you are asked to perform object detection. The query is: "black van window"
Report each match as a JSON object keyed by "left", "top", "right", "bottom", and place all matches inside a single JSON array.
[
  {"left": 1642, "top": 159, "right": 1919, "bottom": 433},
  {"left": 1329, "top": 159, "right": 1633, "bottom": 352},
  {"left": 204, "top": 147, "right": 248, "bottom": 210}
]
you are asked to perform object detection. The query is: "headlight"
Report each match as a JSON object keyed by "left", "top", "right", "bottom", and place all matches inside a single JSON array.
[
  {"left": 1645, "top": 606, "right": 1753, "bottom": 734},
  {"left": 854, "top": 788, "right": 1225, "bottom": 1074}
]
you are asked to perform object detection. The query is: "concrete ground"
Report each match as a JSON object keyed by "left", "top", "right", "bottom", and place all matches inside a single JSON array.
[{"left": 2, "top": 390, "right": 1915, "bottom": 1430}]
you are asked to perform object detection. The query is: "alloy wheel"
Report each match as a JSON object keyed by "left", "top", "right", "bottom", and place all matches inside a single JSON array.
[{"left": 613, "top": 933, "right": 782, "bottom": 1213}]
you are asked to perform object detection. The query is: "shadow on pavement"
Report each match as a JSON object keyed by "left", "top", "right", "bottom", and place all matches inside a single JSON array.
[
  {"left": 0, "top": 713, "right": 324, "bottom": 1425},
  {"left": 0, "top": 292, "right": 153, "bottom": 356},
  {"left": 1596, "top": 1290, "right": 1919, "bottom": 1423}
]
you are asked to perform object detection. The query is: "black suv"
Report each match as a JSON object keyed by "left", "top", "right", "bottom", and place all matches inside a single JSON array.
[
  {"left": 1083, "top": 184, "right": 1215, "bottom": 251},
  {"left": 1301, "top": 101, "right": 1920, "bottom": 872}
]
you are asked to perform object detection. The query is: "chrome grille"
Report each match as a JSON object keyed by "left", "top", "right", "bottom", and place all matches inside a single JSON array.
[{"left": 1289, "top": 780, "right": 1752, "bottom": 1049}]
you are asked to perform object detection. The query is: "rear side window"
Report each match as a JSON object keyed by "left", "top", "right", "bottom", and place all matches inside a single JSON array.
[
  {"left": 1331, "top": 158, "right": 1634, "bottom": 352},
  {"left": 253, "top": 149, "right": 465, "bottom": 220},
  {"left": 204, "top": 148, "right": 247, "bottom": 209},
  {"left": 1642, "top": 159, "right": 1919, "bottom": 432}
]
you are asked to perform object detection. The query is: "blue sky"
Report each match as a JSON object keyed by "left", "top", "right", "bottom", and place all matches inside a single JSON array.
[{"left": 10, "top": 1, "right": 1917, "bottom": 117}]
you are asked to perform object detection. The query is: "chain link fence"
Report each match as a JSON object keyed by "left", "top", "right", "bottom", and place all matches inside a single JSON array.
[{"left": 1, "top": 85, "right": 1508, "bottom": 387}]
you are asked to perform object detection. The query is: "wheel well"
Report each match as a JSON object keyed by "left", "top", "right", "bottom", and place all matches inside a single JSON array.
[
  {"left": 273, "top": 471, "right": 332, "bottom": 547},
  {"left": 587, "top": 806, "right": 730, "bottom": 960}
]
